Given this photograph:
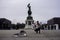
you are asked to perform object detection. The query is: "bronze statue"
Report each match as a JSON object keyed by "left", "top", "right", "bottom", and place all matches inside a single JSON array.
[{"left": 27, "top": 3, "right": 32, "bottom": 16}]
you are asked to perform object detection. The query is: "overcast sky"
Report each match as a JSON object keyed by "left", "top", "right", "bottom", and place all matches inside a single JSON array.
[{"left": 0, "top": 0, "right": 60, "bottom": 24}]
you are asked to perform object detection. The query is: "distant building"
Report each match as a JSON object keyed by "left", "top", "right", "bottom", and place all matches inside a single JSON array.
[
  {"left": 0, "top": 18, "right": 11, "bottom": 29},
  {"left": 47, "top": 17, "right": 60, "bottom": 30}
]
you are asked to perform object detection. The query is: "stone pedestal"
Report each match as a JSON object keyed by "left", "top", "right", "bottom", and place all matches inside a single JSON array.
[
  {"left": 25, "top": 16, "right": 34, "bottom": 29},
  {"left": 25, "top": 20, "right": 34, "bottom": 29}
]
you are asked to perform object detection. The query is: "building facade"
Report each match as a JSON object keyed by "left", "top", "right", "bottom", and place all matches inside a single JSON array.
[
  {"left": 47, "top": 17, "right": 60, "bottom": 30},
  {"left": 0, "top": 18, "right": 11, "bottom": 29}
]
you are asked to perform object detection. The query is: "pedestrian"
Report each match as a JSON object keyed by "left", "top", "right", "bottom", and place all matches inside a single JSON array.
[
  {"left": 32, "top": 23, "right": 37, "bottom": 33},
  {"left": 35, "top": 21, "right": 41, "bottom": 34}
]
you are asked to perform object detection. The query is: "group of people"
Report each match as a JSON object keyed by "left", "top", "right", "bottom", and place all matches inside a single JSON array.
[{"left": 32, "top": 21, "right": 41, "bottom": 34}]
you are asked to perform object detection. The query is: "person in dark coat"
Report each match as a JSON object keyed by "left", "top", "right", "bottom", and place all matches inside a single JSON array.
[{"left": 34, "top": 21, "right": 41, "bottom": 34}]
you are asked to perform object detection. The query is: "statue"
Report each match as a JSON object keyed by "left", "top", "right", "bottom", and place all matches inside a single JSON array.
[
  {"left": 27, "top": 3, "right": 32, "bottom": 16},
  {"left": 25, "top": 3, "right": 34, "bottom": 29}
]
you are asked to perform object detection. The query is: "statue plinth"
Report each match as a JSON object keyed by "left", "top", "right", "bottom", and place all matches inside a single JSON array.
[{"left": 25, "top": 19, "right": 34, "bottom": 29}]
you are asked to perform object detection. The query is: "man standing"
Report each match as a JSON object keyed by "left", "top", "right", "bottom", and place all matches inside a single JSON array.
[{"left": 35, "top": 21, "right": 41, "bottom": 34}]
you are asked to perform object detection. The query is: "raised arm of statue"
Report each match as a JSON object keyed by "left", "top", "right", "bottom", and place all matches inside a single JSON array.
[
  {"left": 27, "top": 3, "right": 30, "bottom": 8},
  {"left": 27, "top": 3, "right": 31, "bottom": 10}
]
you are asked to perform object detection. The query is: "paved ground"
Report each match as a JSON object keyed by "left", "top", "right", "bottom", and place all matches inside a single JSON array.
[{"left": 0, "top": 29, "right": 60, "bottom": 40}]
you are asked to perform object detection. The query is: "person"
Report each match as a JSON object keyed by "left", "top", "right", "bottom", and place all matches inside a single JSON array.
[
  {"left": 32, "top": 23, "right": 38, "bottom": 33},
  {"left": 32, "top": 23, "right": 36, "bottom": 30},
  {"left": 35, "top": 21, "right": 41, "bottom": 34}
]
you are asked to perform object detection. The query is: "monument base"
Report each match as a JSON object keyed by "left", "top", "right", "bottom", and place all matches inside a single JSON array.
[{"left": 25, "top": 25, "right": 33, "bottom": 30}]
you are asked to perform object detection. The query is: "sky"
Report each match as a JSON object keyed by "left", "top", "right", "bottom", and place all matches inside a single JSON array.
[{"left": 0, "top": 0, "right": 60, "bottom": 24}]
